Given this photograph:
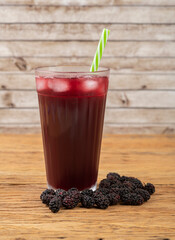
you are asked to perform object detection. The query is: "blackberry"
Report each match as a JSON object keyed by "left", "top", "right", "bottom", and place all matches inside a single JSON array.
[
  {"left": 99, "top": 179, "right": 111, "bottom": 189},
  {"left": 95, "top": 187, "right": 110, "bottom": 195},
  {"left": 42, "top": 194, "right": 55, "bottom": 206},
  {"left": 55, "top": 188, "right": 67, "bottom": 200},
  {"left": 110, "top": 180, "right": 122, "bottom": 188},
  {"left": 81, "top": 189, "right": 94, "bottom": 197},
  {"left": 120, "top": 175, "right": 129, "bottom": 182},
  {"left": 110, "top": 187, "right": 120, "bottom": 194},
  {"left": 107, "top": 193, "right": 120, "bottom": 205},
  {"left": 93, "top": 190, "right": 103, "bottom": 199},
  {"left": 40, "top": 189, "right": 55, "bottom": 205},
  {"left": 135, "top": 189, "right": 150, "bottom": 202},
  {"left": 49, "top": 196, "right": 61, "bottom": 213},
  {"left": 128, "top": 177, "right": 143, "bottom": 189},
  {"left": 68, "top": 188, "right": 81, "bottom": 202},
  {"left": 95, "top": 196, "right": 110, "bottom": 209},
  {"left": 119, "top": 187, "right": 131, "bottom": 200},
  {"left": 40, "top": 173, "right": 154, "bottom": 212},
  {"left": 121, "top": 176, "right": 143, "bottom": 189},
  {"left": 106, "top": 172, "right": 120, "bottom": 181},
  {"left": 81, "top": 195, "right": 95, "bottom": 208},
  {"left": 123, "top": 181, "right": 136, "bottom": 190},
  {"left": 68, "top": 187, "right": 79, "bottom": 193},
  {"left": 122, "top": 193, "right": 144, "bottom": 205},
  {"left": 62, "top": 195, "right": 79, "bottom": 209},
  {"left": 94, "top": 192, "right": 110, "bottom": 209},
  {"left": 144, "top": 183, "right": 155, "bottom": 195},
  {"left": 40, "top": 189, "right": 55, "bottom": 200}
]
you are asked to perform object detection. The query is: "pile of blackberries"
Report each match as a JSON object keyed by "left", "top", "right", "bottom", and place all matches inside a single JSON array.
[{"left": 40, "top": 172, "right": 155, "bottom": 213}]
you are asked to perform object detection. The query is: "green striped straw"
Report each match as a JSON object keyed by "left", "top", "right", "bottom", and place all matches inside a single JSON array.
[{"left": 90, "top": 28, "right": 110, "bottom": 72}]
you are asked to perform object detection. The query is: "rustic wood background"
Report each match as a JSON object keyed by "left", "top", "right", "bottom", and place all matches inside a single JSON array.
[{"left": 0, "top": 0, "right": 175, "bottom": 134}]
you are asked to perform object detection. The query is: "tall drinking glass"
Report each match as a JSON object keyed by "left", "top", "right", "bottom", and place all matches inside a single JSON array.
[{"left": 35, "top": 66, "right": 109, "bottom": 191}]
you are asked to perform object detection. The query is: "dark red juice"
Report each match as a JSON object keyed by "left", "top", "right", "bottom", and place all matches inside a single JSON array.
[{"left": 36, "top": 75, "right": 108, "bottom": 190}]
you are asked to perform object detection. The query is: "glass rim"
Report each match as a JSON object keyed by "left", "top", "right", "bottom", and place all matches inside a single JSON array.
[{"left": 35, "top": 65, "right": 110, "bottom": 75}]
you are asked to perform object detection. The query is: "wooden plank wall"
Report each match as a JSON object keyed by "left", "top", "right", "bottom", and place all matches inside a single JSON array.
[{"left": 0, "top": 0, "right": 175, "bottom": 134}]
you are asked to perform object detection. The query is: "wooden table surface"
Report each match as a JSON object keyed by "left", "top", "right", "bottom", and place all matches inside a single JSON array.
[{"left": 0, "top": 134, "right": 175, "bottom": 240}]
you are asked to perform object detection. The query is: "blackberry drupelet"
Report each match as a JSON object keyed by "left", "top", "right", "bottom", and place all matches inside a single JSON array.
[
  {"left": 62, "top": 195, "right": 79, "bottom": 209},
  {"left": 40, "top": 189, "right": 55, "bottom": 205},
  {"left": 55, "top": 189, "right": 67, "bottom": 200},
  {"left": 99, "top": 179, "right": 111, "bottom": 189},
  {"left": 93, "top": 190, "right": 103, "bottom": 199},
  {"left": 128, "top": 177, "right": 143, "bottom": 189},
  {"left": 144, "top": 183, "right": 155, "bottom": 195},
  {"left": 106, "top": 172, "right": 120, "bottom": 181},
  {"left": 81, "top": 195, "right": 95, "bottom": 208},
  {"left": 119, "top": 187, "right": 131, "bottom": 200},
  {"left": 107, "top": 193, "right": 120, "bottom": 205},
  {"left": 95, "top": 187, "right": 110, "bottom": 195},
  {"left": 123, "top": 180, "right": 136, "bottom": 190},
  {"left": 110, "top": 186, "right": 120, "bottom": 194},
  {"left": 40, "top": 189, "right": 55, "bottom": 200},
  {"left": 49, "top": 196, "right": 61, "bottom": 213},
  {"left": 68, "top": 187, "right": 81, "bottom": 202},
  {"left": 81, "top": 189, "right": 94, "bottom": 197},
  {"left": 68, "top": 187, "right": 79, "bottom": 193},
  {"left": 94, "top": 192, "right": 110, "bottom": 209},
  {"left": 96, "top": 196, "right": 110, "bottom": 209},
  {"left": 122, "top": 193, "right": 144, "bottom": 205},
  {"left": 135, "top": 188, "right": 150, "bottom": 202},
  {"left": 110, "top": 180, "right": 122, "bottom": 188},
  {"left": 120, "top": 175, "right": 129, "bottom": 182}
]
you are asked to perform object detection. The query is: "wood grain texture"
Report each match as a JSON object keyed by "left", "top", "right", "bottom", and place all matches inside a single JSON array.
[
  {"left": 0, "top": 6, "right": 174, "bottom": 23},
  {"left": 0, "top": 123, "right": 175, "bottom": 134},
  {"left": 107, "top": 90, "right": 175, "bottom": 108},
  {"left": 108, "top": 74, "right": 175, "bottom": 90},
  {"left": 1, "top": 73, "right": 175, "bottom": 90},
  {"left": 0, "top": 134, "right": 174, "bottom": 239},
  {"left": 0, "top": 73, "right": 35, "bottom": 90},
  {"left": 1, "top": 24, "right": 175, "bottom": 41},
  {"left": 0, "top": 3, "right": 174, "bottom": 134},
  {"left": 1, "top": 0, "right": 175, "bottom": 5},
  {"left": 0, "top": 90, "right": 175, "bottom": 108},
  {"left": 1, "top": 41, "right": 175, "bottom": 57},
  {"left": 0, "top": 57, "right": 175, "bottom": 73},
  {"left": 104, "top": 123, "right": 175, "bottom": 134},
  {"left": 0, "top": 108, "right": 175, "bottom": 124}
]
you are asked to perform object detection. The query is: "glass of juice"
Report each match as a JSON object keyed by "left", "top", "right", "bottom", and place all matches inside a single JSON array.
[{"left": 35, "top": 66, "right": 109, "bottom": 191}]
